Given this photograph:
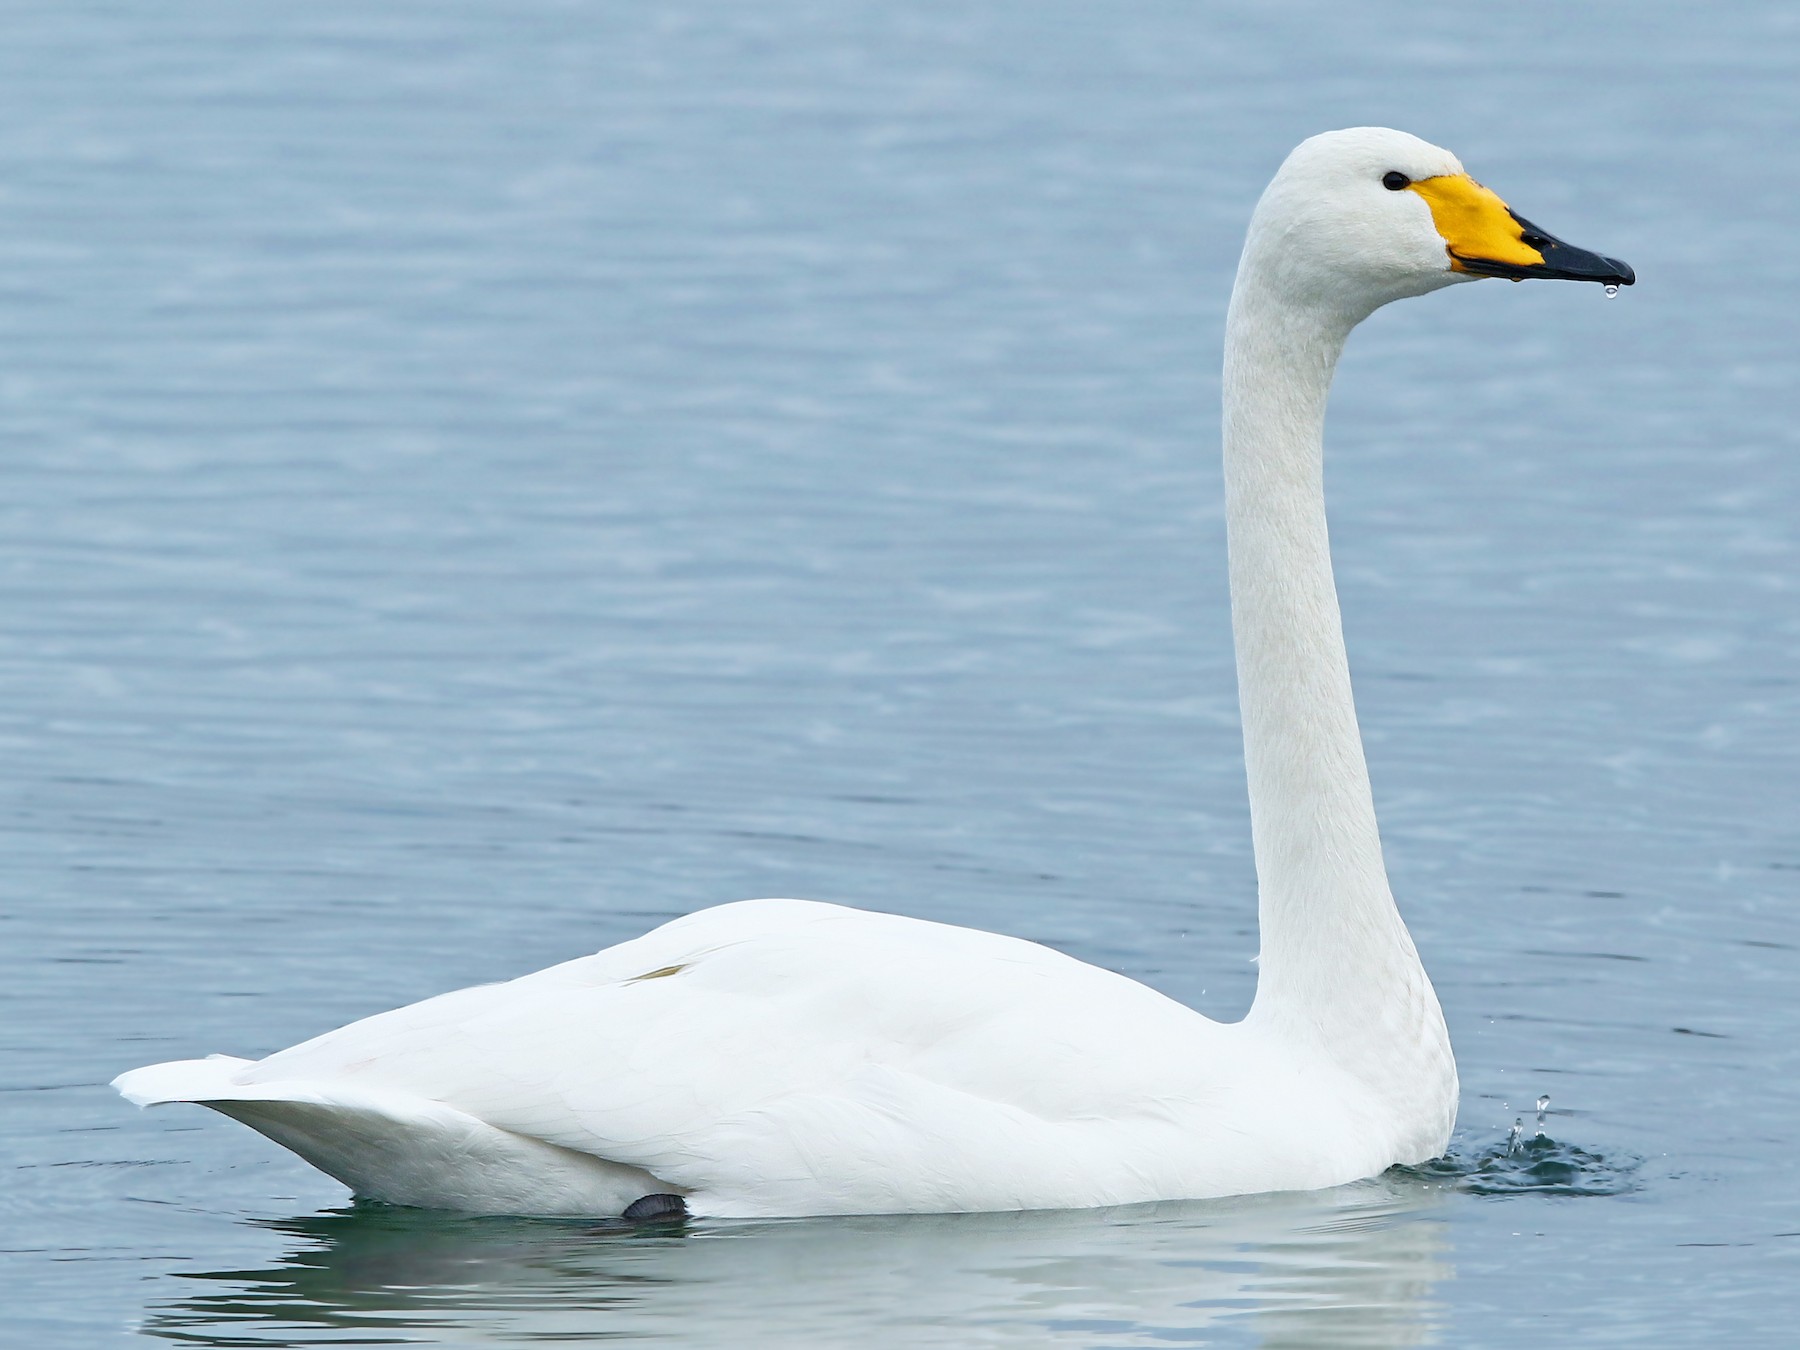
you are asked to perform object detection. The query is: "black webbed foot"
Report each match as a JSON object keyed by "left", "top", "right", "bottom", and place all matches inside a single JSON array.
[{"left": 622, "top": 1193, "right": 687, "bottom": 1222}]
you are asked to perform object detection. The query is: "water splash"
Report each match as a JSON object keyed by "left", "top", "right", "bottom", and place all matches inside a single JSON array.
[{"left": 1399, "top": 1105, "right": 1640, "bottom": 1197}]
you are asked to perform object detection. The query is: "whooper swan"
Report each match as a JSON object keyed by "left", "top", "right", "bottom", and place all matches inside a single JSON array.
[{"left": 116, "top": 128, "right": 1633, "bottom": 1219}]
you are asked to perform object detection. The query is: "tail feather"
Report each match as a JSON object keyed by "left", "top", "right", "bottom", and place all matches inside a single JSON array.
[
  {"left": 113, "top": 1056, "right": 256, "bottom": 1107},
  {"left": 111, "top": 1057, "right": 674, "bottom": 1217}
]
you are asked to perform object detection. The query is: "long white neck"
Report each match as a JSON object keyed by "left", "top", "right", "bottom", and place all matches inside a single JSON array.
[{"left": 1222, "top": 253, "right": 1446, "bottom": 1080}]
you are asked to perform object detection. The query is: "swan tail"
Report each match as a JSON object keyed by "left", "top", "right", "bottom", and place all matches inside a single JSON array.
[
  {"left": 110, "top": 1058, "right": 674, "bottom": 1217},
  {"left": 113, "top": 1055, "right": 256, "bottom": 1107}
]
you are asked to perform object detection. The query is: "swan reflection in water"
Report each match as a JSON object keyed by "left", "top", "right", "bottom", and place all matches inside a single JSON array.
[{"left": 143, "top": 1175, "right": 1450, "bottom": 1347}]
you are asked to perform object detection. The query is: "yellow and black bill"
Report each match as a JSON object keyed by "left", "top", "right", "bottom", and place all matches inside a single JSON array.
[
  {"left": 1456, "top": 211, "right": 1636, "bottom": 286},
  {"left": 1406, "top": 173, "right": 1635, "bottom": 286}
]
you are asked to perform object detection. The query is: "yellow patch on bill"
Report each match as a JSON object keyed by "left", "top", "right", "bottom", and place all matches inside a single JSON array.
[{"left": 1409, "top": 173, "right": 1542, "bottom": 272}]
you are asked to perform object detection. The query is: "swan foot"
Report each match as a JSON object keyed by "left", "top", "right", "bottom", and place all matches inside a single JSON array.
[{"left": 622, "top": 1193, "right": 687, "bottom": 1222}]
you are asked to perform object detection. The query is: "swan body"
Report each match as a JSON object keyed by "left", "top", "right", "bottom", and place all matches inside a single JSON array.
[
  {"left": 115, "top": 128, "right": 1632, "bottom": 1218},
  {"left": 120, "top": 899, "right": 1408, "bottom": 1217}
]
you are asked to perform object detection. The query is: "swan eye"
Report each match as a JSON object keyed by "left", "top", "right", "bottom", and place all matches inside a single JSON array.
[{"left": 1382, "top": 171, "right": 1410, "bottom": 191}]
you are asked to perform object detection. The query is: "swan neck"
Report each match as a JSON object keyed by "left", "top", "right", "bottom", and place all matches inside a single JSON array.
[{"left": 1221, "top": 274, "right": 1423, "bottom": 1027}]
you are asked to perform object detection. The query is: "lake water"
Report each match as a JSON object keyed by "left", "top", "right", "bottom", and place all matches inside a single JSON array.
[{"left": 4, "top": 1, "right": 1797, "bottom": 1345}]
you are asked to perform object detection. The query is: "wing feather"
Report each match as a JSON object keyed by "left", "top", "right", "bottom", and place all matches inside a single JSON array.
[{"left": 217, "top": 900, "right": 1236, "bottom": 1213}]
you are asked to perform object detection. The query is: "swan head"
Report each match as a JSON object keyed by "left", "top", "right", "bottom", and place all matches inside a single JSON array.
[{"left": 1241, "top": 127, "right": 1634, "bottom": 323}]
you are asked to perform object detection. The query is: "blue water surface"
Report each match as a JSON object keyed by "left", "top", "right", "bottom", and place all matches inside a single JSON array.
[{"left": 3, "top": 1, "right": 1797, "bottom": 1345}]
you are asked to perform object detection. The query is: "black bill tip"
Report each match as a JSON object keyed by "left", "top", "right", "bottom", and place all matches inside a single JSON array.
[{"left": 1457, "top": 213, "right": 1634, "bottom": 286}]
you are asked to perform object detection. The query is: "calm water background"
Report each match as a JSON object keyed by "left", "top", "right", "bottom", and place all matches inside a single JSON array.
[{"left": 3, "top": 1, "right": 1797, "bottom": 1344}]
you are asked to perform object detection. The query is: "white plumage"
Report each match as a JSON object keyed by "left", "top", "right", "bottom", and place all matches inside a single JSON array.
[
  {"left": 115, "top": 128, "right": 1631, "bottom": 1218},
  {"left": 120, "top": 900, "right": 1390, "bottom": 1216}
]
